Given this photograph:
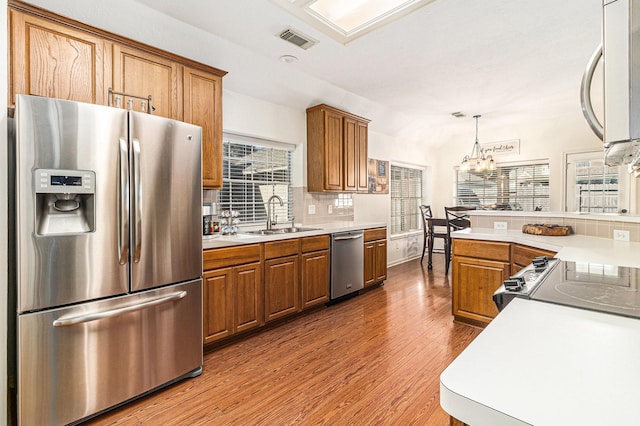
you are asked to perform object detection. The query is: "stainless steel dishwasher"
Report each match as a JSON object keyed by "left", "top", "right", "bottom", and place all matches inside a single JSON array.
[{"left": 330, "top": 230, "right": 364, "bottom": 300}]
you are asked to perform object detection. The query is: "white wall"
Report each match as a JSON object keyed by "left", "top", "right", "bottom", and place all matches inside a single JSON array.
[{"left": 430, "top": 108, "right": 605, "bottom": 218}]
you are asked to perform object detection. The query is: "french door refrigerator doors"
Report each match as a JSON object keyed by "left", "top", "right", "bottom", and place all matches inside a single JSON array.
[
  {"left": 15, "top": 95, "right": 129, "bottom": 312},
  {"left": 128, "top": 111, "right": 202, "bottom": 292}
]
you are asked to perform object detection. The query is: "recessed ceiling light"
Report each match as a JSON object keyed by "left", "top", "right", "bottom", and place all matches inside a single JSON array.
[{"left": 279, "top": 54, "right": 299, "bottom": 63}]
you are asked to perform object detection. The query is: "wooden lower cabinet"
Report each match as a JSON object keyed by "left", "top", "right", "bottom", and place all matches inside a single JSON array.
[
  {"left": 203, "top": 244, "right": 262, "bottom": 345},
  {"left": 203, "top": 262, "right": 262, "bottom": 344},
  {"left": 511, "top": 244, "right": 557, "bottom": 275},
  {"left": 264, "top": 255, "right": 300, "bottom": 322},
  {"left": 452, "top": 256, "right": 510, "bottom": 325},
  {"left": 364, "top": 228, "right": 387, "bottom": 287},
  {"left": 203, "top": 235, "right": 331, "bottom": 344},
  {"left": 451, "top": 239, "right": 557, "bottom": 326},
  {"left": 301, "top": 249, "right": 330, "bottom": 308}
]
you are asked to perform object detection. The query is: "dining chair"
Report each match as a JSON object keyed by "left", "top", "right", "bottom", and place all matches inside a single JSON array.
[
  {"left": 444, "top": 206, "right": 474, "bottom": 275},
  {"left": 419, "top": 205, "right": 448, "bottom": 270}
]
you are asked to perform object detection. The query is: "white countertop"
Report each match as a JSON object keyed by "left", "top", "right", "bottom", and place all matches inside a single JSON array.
[
  {"left": 441, "top": 298, "right": 640, "bottom": 426},
  {"left": 467, "top": 210, "right": 640, "bottom": 224},
  {"left": 452, "top": 227, "right": 640, "bottom": 268},
  {"left": 441, "top": 228, "right": 640, "bottom": 424},
  {"left": 202, "top": 222, "right": 386, "bottom": 249}
]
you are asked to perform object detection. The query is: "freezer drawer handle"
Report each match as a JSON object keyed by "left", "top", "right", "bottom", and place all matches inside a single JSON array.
[
  {"left": 333, "top": 234, "right": 363, "bottom": 241},
  {"left": 52, "top": 291, "right": 187, "bottom": 327}
]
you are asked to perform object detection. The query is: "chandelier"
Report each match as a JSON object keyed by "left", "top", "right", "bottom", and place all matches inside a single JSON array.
[{"left": 460, "top": 115, "right": 496, "bottom": 172}]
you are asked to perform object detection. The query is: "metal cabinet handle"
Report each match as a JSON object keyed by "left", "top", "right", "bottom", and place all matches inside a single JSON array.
[
  {"left": 334, "top": 234, "right": 363, "bottom": 241},
  {"left": 580, "top": 44, "right": 604, "bottom": 141},
  {"left": 132, "top": 138, "right": 142, "bottom": 263},
  {"left": 52, "top": 291, "right": 187, "bottom": 327},
  {"left": 118, "top": 138, "right": 129, "bottom": 265}
]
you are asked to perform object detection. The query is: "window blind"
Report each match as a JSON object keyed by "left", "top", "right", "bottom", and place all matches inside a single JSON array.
[
  {"left": 219, "top": 134, "right": 293, "bottom": 225},
  {"left": 390, "top": 165, "right": 423, "bottom": 235},
  {"left": 456, "top": 162, "right": 550, "bottom": 211}
]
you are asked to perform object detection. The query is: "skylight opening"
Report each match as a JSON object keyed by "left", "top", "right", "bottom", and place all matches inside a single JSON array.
[{"left": 306, "top": 0, "right": 422, "bottom": 35}]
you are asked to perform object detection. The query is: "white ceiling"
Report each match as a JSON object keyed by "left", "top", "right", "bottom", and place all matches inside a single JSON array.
[{"left": 132, "top": 0, "right": 602, "bottom": 145}]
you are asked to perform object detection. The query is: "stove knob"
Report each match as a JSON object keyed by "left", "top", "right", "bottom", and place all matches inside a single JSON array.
[
  {"left": 532, "top": 256, "right": 549, "bottom": 268},
  {"left": 503, "top": 278, "right": 524, "bottom": 291}
]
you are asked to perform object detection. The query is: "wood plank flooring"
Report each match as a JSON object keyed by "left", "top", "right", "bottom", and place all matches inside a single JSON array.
[{"left": 86, "top": 256, "right": 481, "bottom": 426}]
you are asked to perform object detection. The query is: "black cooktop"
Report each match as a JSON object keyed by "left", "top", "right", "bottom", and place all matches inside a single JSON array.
[{"left": 530, "top": 261, "right": 640, "bottom": 319}]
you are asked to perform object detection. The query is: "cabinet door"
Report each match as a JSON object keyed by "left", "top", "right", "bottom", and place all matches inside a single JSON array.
[
  {"left": 264, "top": 255, "right": 300, "bottom": 322},
  {"left": 452, "top": 256, "right": 509, "bottom": 325},
  {"left": 343, "top": 116, "right": 358, "bottom": 191},
  {"left": 112, "top": 44, "right": 181, "bottom": 119},
  {"left": 184, "top": 67, "right": 223, "bottom": 188},
  {"left": 9, "top": 10, "right": 110, "bottom": 106},
  {"left": 234, "top": 262, "right": 263, "bottom": 333},
  {"left": 323, "top": 110, "right": 344, "bottom": 191},
  {"left": 301, "top": 250, "right": 329, "bottom": 309},
  {"left": 374, "top": 240, "right": 387, "bottom": 282},
  {"left": 364, "top": 242, "right": 376, "bottom": 287},
  {"left": 203, "top": 268, "right": 233, "bottom": 344},
  {"left": 357, "top": 120, "right": 369, "bottom": 192}
]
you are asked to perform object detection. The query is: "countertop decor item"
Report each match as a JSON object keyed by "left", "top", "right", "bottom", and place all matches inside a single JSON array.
[{"left": 522, "top": 224, "right": 571, "bottom": 236}]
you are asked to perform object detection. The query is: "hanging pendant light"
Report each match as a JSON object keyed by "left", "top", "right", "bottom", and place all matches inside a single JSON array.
[{"left": 460, "top": 115, "right": 495, "bottom": 172}]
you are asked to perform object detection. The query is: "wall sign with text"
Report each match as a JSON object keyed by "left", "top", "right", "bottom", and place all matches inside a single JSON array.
[{"left": 481, "top": 139, "right": 520, "bottom": 157}]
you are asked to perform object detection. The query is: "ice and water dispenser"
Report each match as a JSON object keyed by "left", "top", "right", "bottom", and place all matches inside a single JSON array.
[{"left": 34, "top": 168, "right": 96, "bottom": 235}]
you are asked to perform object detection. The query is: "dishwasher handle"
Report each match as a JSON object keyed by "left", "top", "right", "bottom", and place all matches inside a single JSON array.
[{"left": 333, "top": 233, "right": 363, "bottom": 241}]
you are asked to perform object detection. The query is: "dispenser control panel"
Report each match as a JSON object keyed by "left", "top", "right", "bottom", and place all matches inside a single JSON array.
[{"left": 34, "top": 169, "right": 95, "bottom": 194}]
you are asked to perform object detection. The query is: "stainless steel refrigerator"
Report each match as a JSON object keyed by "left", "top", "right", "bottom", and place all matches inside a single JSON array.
[{"left": 11, "top": 95, "right": 203, "bottom": 425}]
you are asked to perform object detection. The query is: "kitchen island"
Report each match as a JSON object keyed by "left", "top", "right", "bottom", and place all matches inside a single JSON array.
[
  {"left": 441, "top": 297, "right": 640, "bottom": 425},
  {"left": 441, "top": 228, "right": 640, "bottom": 424}
]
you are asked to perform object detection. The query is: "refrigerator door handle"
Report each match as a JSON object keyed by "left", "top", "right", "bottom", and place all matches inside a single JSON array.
[
  {"left": 132, "top": 138, "right": 142, "bottom": 263},
  {"left": 118, "top": 137, "right": 130, "bottom": 265},
  {"left": 52, "top": 291, "right": 187, "bottom": 327}
]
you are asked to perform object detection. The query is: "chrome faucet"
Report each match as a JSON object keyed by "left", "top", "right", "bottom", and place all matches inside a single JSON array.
[{"left": 266, "top": 195, "right": 284, "bottom": 230}]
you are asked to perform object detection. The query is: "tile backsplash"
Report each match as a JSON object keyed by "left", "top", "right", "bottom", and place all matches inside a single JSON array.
[
  {"left": 292, "top": 187, "right": 354, "bottom": 225},
  {"left": 471, "top": 214, "right": 640, "bottom": 242}
]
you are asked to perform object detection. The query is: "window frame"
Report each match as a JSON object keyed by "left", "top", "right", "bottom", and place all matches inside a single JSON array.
[
  {"left": 564, "top": 150, "right": 627, "bottom": 214},
  {"left": 454, "top": 160, "right": 550, "bottom": 211},
  {"left": 390, "top": 164, "right": 424, "bottom": 236},
  {"left": 218, "top": 133, "right": 295, "bottom": 226}
]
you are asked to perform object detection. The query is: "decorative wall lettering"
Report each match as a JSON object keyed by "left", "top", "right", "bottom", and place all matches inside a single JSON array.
[{"left": 480, "top": 139, "right": 520, "bottom": 157}]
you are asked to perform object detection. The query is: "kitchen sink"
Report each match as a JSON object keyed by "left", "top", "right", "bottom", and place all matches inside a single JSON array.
[{"left": 243, "top": 227, "right": 319, "bottom": 235}]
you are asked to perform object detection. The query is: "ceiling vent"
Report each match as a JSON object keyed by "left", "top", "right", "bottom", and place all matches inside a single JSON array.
[{"left": 277, "top": 28, "right": 318, "bottom": 50}]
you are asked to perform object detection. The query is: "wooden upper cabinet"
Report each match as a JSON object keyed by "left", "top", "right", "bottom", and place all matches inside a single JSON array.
[
  {"left": 9, "top": 0, "right": 227, "bottom": 189},
  {"left": 357, "top": 121, "right": 369, "bottom": 191},
  {"left": 306, "top": 104, "right": 370, "bottom": 192},
  {"left": 184, "top": 67, "right": 223, "bottom": 188},
  {"left": 112, "top": 44, "right": 182, "bottom": 120},
  {"left": 8, "top": 9, "right": 111, "bottom": 106}
]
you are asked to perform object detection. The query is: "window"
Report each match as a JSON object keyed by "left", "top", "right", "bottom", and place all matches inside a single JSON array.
[
  {"left": 565, "top": 151, "right": 623, "bottom": 213},
  {"left": 390, "top": 165, "right": 423, "bottom": 234},
  {"left": 455, "top": 162, "right": 550, "bottom": 211},
  {"left": 219, "top": 134, "right": 294, "bottom": 225}
]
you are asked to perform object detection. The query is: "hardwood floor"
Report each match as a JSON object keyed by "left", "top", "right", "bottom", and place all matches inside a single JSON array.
[{"left": 86, "top": 256, "right": 481, "bottom": 426}]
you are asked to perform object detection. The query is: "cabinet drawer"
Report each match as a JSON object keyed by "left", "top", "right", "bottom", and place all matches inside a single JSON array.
[
  {"left": 203, "top": 244, "right": 261, "bottom": 270},
  {"left": 264, "top": 239, "right": 300, "bottom": 259},
  {"left": 452, "top": 239, "right": 510, "bottom": 262},
  {"left": 364, "top": 227, "right": 386, "bottom": 242},
  {"left": 511, "top": 244, "right": 556, "bottom": 267},
  {"left": 301, "top": 235, "right": 329, "bottom": 253}
]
